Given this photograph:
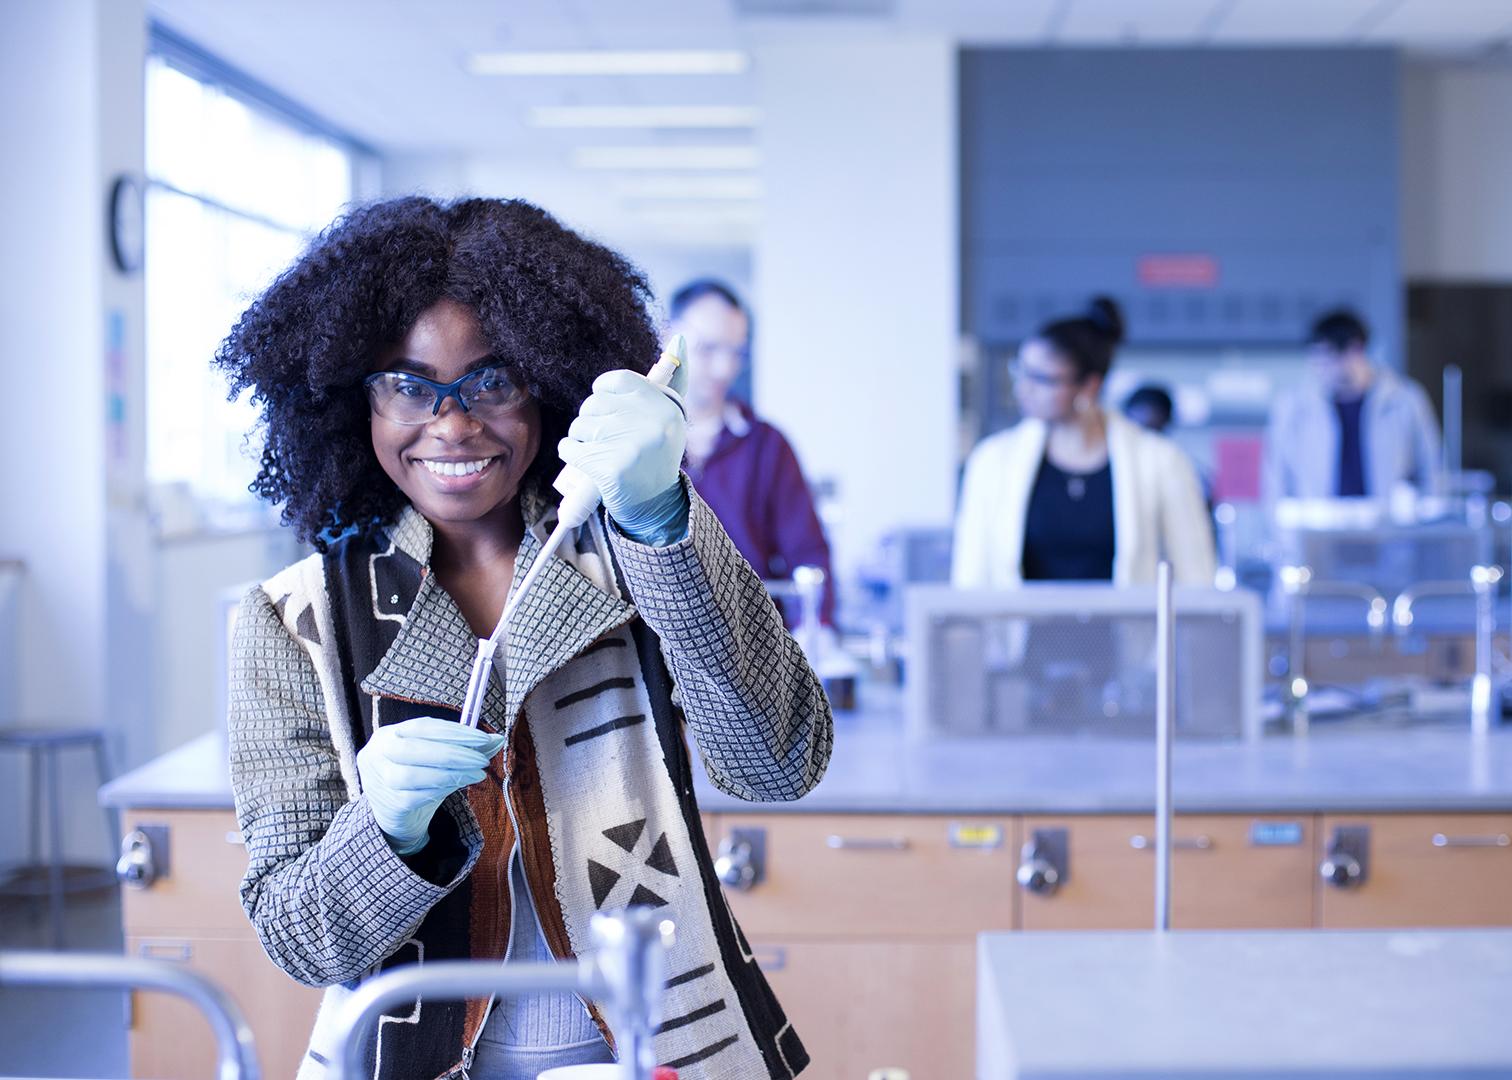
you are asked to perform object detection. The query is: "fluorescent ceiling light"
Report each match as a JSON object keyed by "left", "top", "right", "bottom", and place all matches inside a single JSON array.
[
  {"left": 573, "top": 146, "right": 761, "bottom": 170},
  {"left": 629, "top": 204, "right": 760, "bottom": 225},
  {"left": 615, "top": 176, "right": 763, "bottom": 200},
  {"left": 468, "top": 50, "right": 749, "bottom": 76},
  {"left": 530, "top": 106, "right": 760, "bottom": 129}
]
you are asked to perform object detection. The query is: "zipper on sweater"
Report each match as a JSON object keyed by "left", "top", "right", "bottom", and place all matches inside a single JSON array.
[{"left": 502, "top": 770, "right": 607, "bottom": 1043}]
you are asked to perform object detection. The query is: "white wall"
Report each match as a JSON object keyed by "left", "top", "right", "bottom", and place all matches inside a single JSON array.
[
  {"left": 382, "top": 153, "right": 753, "bottom": 322},
  {"left": 0, "top": 0, "right": 148, "bottom": 865},
  {"left": 752, "top": 36, "right": 960, "bottom": 575},
  {"left": 1402, "top": 61, "right": 1512, "bottom": 282}
]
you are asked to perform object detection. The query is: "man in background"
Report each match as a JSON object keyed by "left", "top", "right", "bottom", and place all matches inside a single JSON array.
[
  {"left": 1265, "top": 308, "right": 1442, "bottom": 502},
  {"left": 667, "top": 279, "right": 835, "bottom": 625}
]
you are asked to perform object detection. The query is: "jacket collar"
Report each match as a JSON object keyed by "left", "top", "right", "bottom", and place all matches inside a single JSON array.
[{"left": 360, "top": 490, "right": 637, "bottom": 731}]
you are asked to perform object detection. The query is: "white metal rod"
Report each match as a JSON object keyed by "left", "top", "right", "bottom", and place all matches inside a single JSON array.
[
  {"left": 1154, "top": 560, "right": 1175, "bottom": 932},
  {"left": 1444, "top": 364, "right": 1463, "bottom": 476}
]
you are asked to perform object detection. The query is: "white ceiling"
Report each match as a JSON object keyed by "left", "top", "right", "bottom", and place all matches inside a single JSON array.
[
  {"left": 147, "top": 0, "right": 1512, "bottom": 154},
  {"left": 145, "top": 0, "right": 1512, "bottom": 252}
]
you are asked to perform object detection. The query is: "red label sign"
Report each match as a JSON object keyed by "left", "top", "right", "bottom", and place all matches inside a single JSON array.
[{"left": 1137, "top": 254, "right": 1220, "bottom": 289}]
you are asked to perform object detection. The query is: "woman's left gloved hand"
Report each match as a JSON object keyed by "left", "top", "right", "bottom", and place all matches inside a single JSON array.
[{"left": 558, "top": 366, "right": 690, "bottom": 546}]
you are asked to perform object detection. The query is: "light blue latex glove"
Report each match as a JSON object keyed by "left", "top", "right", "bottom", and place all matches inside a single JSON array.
[
  {"left": 557, "top": 366, "right": 690, "bottom": 546},
  {"left": 356, "top": 716, "right": 505, "bottom": 856}
]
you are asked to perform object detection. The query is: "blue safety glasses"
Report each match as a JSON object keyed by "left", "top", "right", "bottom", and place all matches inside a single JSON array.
[{"left": 363, "top": 364, "right": 530, "bottom": 426}]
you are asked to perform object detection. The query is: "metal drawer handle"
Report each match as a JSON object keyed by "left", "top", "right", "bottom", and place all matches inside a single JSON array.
[
  {"left": 137, "top": 941, "right": 194, "bottom": 962},
  {"left": 1130, "top": 835, "right": 1213, "bottom": 851},
  {"left": 825, "top": 836, "right": 910, "bottom": 852},
  {"left": 1432, "top": 833, "right": 1511, "bottom": 848}
]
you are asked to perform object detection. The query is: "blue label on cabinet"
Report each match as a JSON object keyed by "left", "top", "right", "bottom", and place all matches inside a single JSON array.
[{"left": 1250, "top": 821, "right": 1304, "bottom": 847}]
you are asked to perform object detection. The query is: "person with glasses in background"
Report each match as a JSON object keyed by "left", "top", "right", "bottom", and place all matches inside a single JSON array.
[
  {"left": 1264, "top": 307, "right": 1442, "bottom": 503},
  {"left": 667, "top": 279, "right": 836, "bottom": 625},
  {"left": 953, "top": 297, "right": 1216, "bottom": 587},
  {"left": 217, "top": 198, "right": 829, "bottom": 1080}
]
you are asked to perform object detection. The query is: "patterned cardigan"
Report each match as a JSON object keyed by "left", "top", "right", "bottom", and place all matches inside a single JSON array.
[{"left": 228, "top": 481, "right": 833, "bottom": 1079}]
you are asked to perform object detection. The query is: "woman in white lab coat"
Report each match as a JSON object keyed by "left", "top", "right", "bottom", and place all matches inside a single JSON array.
[{"left": 953, "top": 297, "right": 1216, "bottom": 587}]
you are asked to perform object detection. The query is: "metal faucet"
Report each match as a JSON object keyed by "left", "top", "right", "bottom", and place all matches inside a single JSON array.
[
  {"left": 1280, "top": 565, "right": 1388, "bottom": 734},
  {"left": 1392, "top": 565, "right": 1504, "bottom": 734},
  {"left": 327, "top": 908, "right": 674, "bottom": 1080}
]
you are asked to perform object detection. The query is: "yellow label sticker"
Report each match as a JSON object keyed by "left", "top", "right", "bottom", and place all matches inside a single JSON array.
[{"left": 949, "top": 823, "right": 1004, "bottom": 849}]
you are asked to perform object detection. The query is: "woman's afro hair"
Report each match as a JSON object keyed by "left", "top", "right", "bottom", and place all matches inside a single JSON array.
[{"left": 215, "top": 195, "right": 660, "bottom": 549}]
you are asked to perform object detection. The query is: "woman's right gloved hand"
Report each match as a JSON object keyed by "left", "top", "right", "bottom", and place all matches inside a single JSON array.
[{"left": 356, "top": 716, "right": 505, "bottom": 855}]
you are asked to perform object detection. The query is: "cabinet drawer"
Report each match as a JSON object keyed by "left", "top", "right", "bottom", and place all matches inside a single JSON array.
[
  {"left": 716, "top": 814, "right": 1016, "bottom": 938},
  {"left": 126, "top": 934, "right": 321, "bottom": 1080},
  {"left": 121, "top": 809, "right": 252, "bottom": 935},
  {"left": 750, "top": 938, "right": 974, "bottom": 1080},
  {"left": 1318, "top": 813, "right": 1512, "bottom": 928},
  {"left": 1019, "top": 814, "right": 1314, "bottom": 930}
]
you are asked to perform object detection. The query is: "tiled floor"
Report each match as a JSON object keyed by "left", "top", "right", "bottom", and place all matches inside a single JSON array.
[{"left": 0, "top": 889, "right": 130, "bottom": 1079}]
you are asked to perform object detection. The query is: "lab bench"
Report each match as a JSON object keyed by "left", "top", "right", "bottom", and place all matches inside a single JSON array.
[
  {"left": 976, "top": 929, "right": 1512, "bottom": 1078},
  {"left": 101, "top": 712, "right": 1512, "bottom": 1080}
]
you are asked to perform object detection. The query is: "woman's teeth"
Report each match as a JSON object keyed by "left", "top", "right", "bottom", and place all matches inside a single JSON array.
[{"left": 422, "top": 458, "right": 493, "bottom": 477}]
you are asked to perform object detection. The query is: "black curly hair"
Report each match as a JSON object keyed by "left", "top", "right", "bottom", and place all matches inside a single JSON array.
[{"left": 216, "top": 196, "right": 660, "bottom": 549}]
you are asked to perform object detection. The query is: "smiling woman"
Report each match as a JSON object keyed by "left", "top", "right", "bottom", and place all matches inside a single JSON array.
[
  {"left": 216, "top": 195, "right": 830, "bottom": 1080},
  {"left": 216, "top": 197, "right": 657, "bottom": 548}
]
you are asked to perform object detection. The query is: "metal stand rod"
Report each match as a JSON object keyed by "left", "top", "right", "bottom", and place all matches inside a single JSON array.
[
  {"left": 0, "top": 950, "right": 259, "bottom": 1080},
  {"left": 328, "top": 908, "right": 672, "bottom": 1080},
  {"left": 1444, "top": 363, "right": 1463, "bottom": 477},
  {"left": 1472, "top": 565, "right": 1503, "bottom": 736},
  {"left": 1155, "top": 561, "right": 1175, "bottom": 932}
]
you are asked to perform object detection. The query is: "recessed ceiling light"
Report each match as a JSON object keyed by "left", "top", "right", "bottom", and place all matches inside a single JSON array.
[
  {"left": 467, "top": 50, "right": 749, "bottom": 76},
  {"left": 572, "top": 146, "right": 761, "bottom": 170},
  {"left": 529, "top": 106, "right": 760, "bottom": 129},
  {"left": 629, "top": 204, "right": 760, "bottom": 226},
  {"left": 614, "top": 176, "right": 763, "bottom": 200}
]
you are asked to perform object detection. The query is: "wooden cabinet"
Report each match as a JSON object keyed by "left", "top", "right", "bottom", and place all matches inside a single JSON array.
[
  {"left": 121, "top": 809, "right": 320, "bottom": 1079},
  {"left": 716, "top": 813, "right": 1017, "bottom": 938},
  {"left": 1018, "top": 814, "right": 1315, "bottom": 930},
  {"left": 752, "top": 939, "right": 975, "bottom": 1080},
  {"left": 1317, "top": 813, "right": 1512, "bottom": 928}
]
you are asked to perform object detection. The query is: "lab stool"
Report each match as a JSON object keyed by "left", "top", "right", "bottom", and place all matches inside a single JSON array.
[{"left": 0, "top": 726, "right": 121, "bottom": 948}]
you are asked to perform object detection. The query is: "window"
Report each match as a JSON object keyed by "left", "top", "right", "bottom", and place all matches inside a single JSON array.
[{"left": 145, "top": 41, "right": 364, "bottom": 512}]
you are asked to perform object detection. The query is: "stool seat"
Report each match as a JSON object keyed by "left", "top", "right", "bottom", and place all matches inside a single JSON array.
[{"left": 0, "top": 726, "right": 110, "bottom": 748}]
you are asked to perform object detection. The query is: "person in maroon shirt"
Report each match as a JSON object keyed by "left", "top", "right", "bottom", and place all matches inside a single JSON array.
[{"left": 667, "top": 279, "right": 836, "bottom": 625}]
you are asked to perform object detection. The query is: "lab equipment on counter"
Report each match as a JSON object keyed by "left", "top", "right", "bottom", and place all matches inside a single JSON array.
[
  {"left": 766, "top": 565, "right": 860, "bottom": 709},
  {"left": 459, "top": 337, "right": 685, "bottom": 730},
  {"left": 904, "top": 584, "right": 1261, "bottom": 741},
  {"left": 1272, "top": 498, "right": 1497, "bottom": 609},
  {"left": 328, "top": 908, "right": 674, "bottom": 1080}
]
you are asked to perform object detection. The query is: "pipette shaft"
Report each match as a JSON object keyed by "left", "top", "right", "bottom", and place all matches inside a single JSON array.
[{"left": 457, "top": 337, "right": 685, "bottom": 729}]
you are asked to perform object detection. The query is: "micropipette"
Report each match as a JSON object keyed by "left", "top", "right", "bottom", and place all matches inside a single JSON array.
[{"left": 457, "top": 334, "right": 686, "bottom": 729}]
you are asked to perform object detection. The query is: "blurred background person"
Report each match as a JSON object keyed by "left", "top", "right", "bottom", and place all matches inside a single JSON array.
[
  {"left": 1265, "top": 308, "right": 1442, "bottom": 502},
  {"left": 668, "top": 278, "right": 836, "bottom": 625},
  {"left": 953, "top": 297, "right": 1216, "bottom": 586},
  {"left": 1123, "top": 383, "right": 1175, "bottom": 434}
]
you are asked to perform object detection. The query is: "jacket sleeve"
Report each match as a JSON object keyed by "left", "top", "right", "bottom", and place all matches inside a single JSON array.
[
  {"left": 1261, "top": 403, "right": 1288, "bottom": 508},
  {"left": 1407, "top": 381, "right": 1444, "bottom": 495},
  {"left": 951, "top": 441, "right": 996, "bottom": 587},
  {"left": 606, "top": 480, "right": 833, "bottom": 802},
  {"left": 1156, "top": 441, "right": 1218, "bottom": 586},
  {"left": 228, "top": 586, "right": 483, "bottom": 987}
]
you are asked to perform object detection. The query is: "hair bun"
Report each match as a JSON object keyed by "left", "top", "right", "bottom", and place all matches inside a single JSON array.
[{"left": 1086, "top": 295, "right": 1126, "bottom": 346}]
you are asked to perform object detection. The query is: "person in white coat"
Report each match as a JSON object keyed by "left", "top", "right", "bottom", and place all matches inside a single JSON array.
[
  {"left": 1264, "top": 308, "right": 1442, "bottom": 503},
  {"left": 953, "top": 297, "right": 1216, "bottom": 588}
]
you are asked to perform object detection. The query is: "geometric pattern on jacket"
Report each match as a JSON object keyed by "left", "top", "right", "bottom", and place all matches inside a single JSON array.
[{"left": 227, "top": 478, "right": 833, "bottom": 1079}]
